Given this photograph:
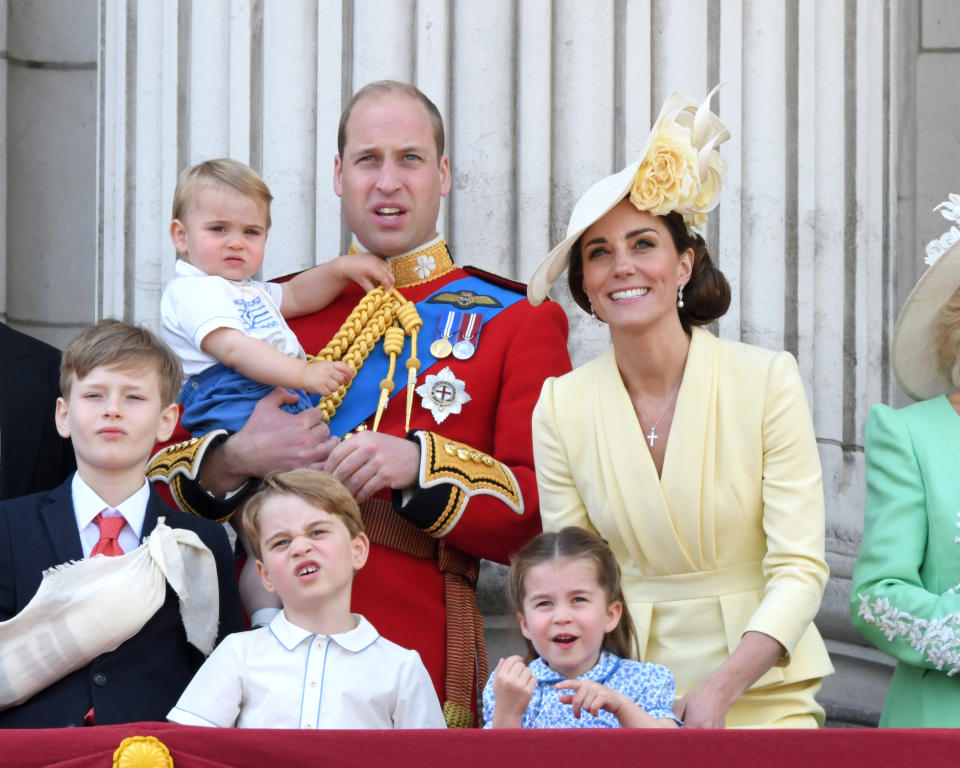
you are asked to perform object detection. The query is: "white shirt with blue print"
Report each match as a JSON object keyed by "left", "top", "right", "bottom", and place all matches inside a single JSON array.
[
  {"left": 161, "top": 259, "right": 305, "bottom": 377},
  {"left": 168, "top": 611, "right": 445, "bottom": 729},
  {"left": 482, "top": 650, "right": 681, "bottom": 728}
]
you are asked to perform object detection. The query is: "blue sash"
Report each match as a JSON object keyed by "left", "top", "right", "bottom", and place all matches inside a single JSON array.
[{"left": 327, "top": 276, "right": 523, "bottom": 437}]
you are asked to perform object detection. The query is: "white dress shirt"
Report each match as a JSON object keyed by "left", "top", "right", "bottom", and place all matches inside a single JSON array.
[
  {"left": 72, "top": 472, "right": 149, "bottom": 557},
  {"left": 168, "top": 611, "right": 446, "bottom": 729}
]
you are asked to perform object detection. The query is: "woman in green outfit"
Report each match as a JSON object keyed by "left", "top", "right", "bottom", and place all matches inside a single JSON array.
[{"left": 851, "top": 193, "right": 960, "bottom": 727}]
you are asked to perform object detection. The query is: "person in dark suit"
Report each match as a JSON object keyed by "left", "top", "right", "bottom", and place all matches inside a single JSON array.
[
  {"left": 0, "top": 320, "right": 242, "bottom": 728},
  {"left": 0, "top": 322, "right": 75, "bottom": 500}
]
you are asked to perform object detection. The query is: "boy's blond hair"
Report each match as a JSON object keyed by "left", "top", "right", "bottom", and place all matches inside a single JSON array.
[
  {"left": 171, "top": 158, "right": 273, "bottom": 230},
  {"left": 242, "top": 469, "right": 364, "bottom": 561},
  {"left": 60, "top": 319, "right": 183, "bottom": 406}
]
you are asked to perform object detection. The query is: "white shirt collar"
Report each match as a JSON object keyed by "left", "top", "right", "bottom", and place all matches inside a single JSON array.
[
  {"left": 71, "top": 472, "right": 150, "bottom": 538},
  {"left": 268, "top": 611, "right": 380, "bottom": 653},
  {"left": 175, "top": 259, "right": 206, "bottom": 278}
]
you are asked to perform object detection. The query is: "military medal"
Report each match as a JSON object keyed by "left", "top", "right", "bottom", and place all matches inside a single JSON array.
[
  {"left": 429, "top": 311, "right": 459, "bottom": 358},
  {"left": 452, "top": 313, "right": 483, "bottom": 360},
  {"left": 415, "top": 366, "right": 471, "bottom": 424}
]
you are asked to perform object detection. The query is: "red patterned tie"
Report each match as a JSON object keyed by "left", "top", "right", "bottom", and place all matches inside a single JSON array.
[{"left": 90, "top": 512, "right": 125, "bottom": 557}]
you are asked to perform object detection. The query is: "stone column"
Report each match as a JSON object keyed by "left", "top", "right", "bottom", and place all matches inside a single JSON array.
[{"left": 4, "top": 0, "right": 97, "bottom": 348}]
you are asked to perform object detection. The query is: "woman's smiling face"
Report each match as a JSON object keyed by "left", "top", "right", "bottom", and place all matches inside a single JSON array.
[{"left": 579, "top": 200, "right": 693, "bottom": 332}]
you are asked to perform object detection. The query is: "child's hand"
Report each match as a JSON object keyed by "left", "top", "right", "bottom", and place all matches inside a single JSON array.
[
  {"left": 556, "top": 679, "right": 626, "bottom": 720},
  {"left": 302, "top": 360, "right": 354, "bottom": 395},
  {"left": 334, "top": 253, "right": 394, "bottom": 292},
  {"left": 490, "top": 655, "right": 536, "bottom": 728},
  {"left": 557, "top": 679, "right": 676, "bottom": 728}
]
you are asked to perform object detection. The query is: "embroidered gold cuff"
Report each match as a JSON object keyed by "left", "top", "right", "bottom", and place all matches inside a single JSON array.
[
  {"left": 146, "top": 430, "right": 235, "bottom": 521},
  {"left": 147, "top": 431, "right": 227, "bottom": 484},
  {"left": 414, "top": 431, "right": 523, "bottom": 536}
]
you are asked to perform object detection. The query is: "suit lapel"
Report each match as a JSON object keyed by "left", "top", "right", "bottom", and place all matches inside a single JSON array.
[
  {"left": 39, "top": 477, "right": 84, "bottom": 564},
  {"left": 139, "top": 486, "right": 170, "bottom": 541}
]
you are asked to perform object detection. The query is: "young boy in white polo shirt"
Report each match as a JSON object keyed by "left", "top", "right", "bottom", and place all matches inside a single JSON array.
[{"left": 168, "top": 468, "right": 445, "bottom": 729}]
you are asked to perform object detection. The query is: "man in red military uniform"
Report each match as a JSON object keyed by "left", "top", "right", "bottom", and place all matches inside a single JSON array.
[{"left": 148, "top": 81, "right": 571, "bottom": 726}]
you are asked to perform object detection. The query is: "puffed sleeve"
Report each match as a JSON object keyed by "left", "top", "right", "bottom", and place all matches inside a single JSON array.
[
  {"left": 480, "top": 669, "right": 497, "bottom": 729},
  {"left": 742, "top": 351, "right": 829, "bottom": 655},
  {"left": 629, "top": 662, "right": 680, "bottom": 723},
  {"left": 532, "top": 376, "right": 597, "bottom": 534},
  {"left": 850, "top": 403, "right": 960, "bottom": 674}
]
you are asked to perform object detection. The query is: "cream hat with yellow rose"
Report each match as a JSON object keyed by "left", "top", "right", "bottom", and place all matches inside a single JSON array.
[
  {"left": 527, "top": 85, "right": 730, "bottom": 305},
  {"left": 891, "top": 194, "right": 960, "bottom": 401}
]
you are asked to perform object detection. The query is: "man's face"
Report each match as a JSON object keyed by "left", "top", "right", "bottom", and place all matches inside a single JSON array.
[{"left": 334, "top": 92, "right": 451, "bottom": 257}]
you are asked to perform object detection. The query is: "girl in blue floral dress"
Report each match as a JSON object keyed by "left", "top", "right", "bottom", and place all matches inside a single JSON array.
[{"left": 483, "top": 527, "right": 681, "bottom": 728}]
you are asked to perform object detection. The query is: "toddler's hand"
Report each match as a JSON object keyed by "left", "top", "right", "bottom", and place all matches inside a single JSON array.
[
  {"left": 335, "top": 253, "right": 394, "bottom": 292},
  {"left": 491, "top": 656, "right": 536, "bottom": 727},
  {"left": 302, "top": 360, "right": 353, "bottom": 395}
]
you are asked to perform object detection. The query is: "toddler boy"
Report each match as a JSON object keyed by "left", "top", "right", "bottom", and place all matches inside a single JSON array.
[
  {"left": 168, "top": 468, "right": 445, "bottom": 729},
  {"left": 161, "top": 157, "right": 393, "bottom": 436},
  {"left": 0, "top": 319, "right": 243, "bottom": 727}
]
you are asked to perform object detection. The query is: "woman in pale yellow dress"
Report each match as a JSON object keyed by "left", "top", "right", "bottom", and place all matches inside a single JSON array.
[{"left": 526, "top": 88, "right": 833, "bottom": 728}]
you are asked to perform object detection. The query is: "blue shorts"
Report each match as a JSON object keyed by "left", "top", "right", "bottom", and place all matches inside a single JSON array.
[{"left": 179, "top": 363, "right": 318, "bottom": 436}]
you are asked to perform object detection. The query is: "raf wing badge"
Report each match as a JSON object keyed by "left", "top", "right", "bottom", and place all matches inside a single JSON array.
[
  {"left": 416, "top": 366, "right": 471, "bottom": 424},
  {"left": 427, "top": 290, "right": 503, "bottom": 309}
]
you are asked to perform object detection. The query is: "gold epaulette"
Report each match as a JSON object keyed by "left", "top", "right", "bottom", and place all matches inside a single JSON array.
[{"left": 414, "top": 431, "right": 522, "bottom": 537}]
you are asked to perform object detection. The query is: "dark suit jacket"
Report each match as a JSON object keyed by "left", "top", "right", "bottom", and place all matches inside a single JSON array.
[
  {"left": 0, "top": 477, "right": 243, "bottom": 728},
  {"left": 0, "top": 323, "right": 75, "bottom": 500}
]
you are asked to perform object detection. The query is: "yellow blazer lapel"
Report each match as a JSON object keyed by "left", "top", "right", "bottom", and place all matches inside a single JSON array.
[
  {"left": 592, "top": 346, "right": 697, "bottom": 573},
  {"left": 660, "top": 327, "right": 718, "bottom": 568}
]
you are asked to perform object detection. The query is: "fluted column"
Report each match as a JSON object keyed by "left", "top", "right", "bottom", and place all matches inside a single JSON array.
[{"left": 4, "top": 0, "right": 96, "bottom": 348}]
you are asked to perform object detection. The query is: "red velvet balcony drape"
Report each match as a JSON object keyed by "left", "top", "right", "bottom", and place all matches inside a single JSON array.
[{"left": 1, "top": 722, "right": 959, "bottom": 768}]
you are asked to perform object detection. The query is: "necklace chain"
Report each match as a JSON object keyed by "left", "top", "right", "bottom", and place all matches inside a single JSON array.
[{"left": 633, "top": 380, "right": 682, "bottom": 447}]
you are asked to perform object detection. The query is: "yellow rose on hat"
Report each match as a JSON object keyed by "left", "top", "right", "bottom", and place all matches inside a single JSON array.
[{"left": 629, "top": 125, "right": 698, "bottom": 216}]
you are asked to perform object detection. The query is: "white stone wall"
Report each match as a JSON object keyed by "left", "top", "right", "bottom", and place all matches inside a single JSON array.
[{"left": 7, "top": 0, "right": 960, "bottom": 725}]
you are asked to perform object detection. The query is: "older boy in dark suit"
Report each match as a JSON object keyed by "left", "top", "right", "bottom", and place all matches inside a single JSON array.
[{"left": 0, "top": 320, "right": 242, "bottom": 728}]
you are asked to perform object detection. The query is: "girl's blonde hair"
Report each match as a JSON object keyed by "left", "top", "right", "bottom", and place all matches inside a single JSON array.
[{"left": 507, "top": 526, "right": 640, "bottom": 661}]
